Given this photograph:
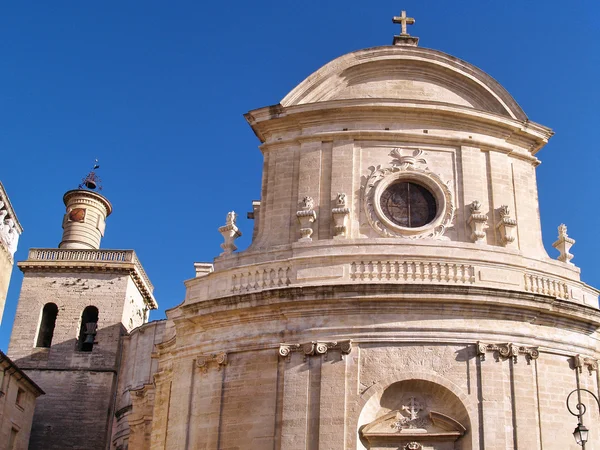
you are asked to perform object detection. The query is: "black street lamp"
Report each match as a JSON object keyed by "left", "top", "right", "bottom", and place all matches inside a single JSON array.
[{"left": 567, "top": 388, "right": 600, "bottom": 446}]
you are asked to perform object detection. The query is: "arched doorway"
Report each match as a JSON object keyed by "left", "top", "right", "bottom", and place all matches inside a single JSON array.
[{"left": 357, "top": 379, "right": 472, "bottom": 450}]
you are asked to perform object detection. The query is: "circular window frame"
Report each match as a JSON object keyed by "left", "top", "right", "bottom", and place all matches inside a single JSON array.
[{"left": 365, "top": 166, "right": 454, "bottom": 239}]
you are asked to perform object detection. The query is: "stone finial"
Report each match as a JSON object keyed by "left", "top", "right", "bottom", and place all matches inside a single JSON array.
[
  {"left": 218, "top": 211, "right": 242, "bottom": 255},
  {"left": 496, "top": 205, "right": 517, "bottom": 247},
  {"left": 296, "top": 196, "right": 317, "bottom": 242},
  {"left": 392, "top": 10, "right": 419, "bottom": 46},
  {"left": 467, "top": 200, "right": 487, "bottom": 244},
  {"left": 553, "top": 223, "right": 575, "bottom": 264},
  {"left": 332, "top": 193, "right": 350, "bottom": 239}
]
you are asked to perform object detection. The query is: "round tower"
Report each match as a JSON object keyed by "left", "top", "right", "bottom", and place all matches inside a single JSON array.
[{"left": 59, "top": 165, "right": 112, "bottom": 249}]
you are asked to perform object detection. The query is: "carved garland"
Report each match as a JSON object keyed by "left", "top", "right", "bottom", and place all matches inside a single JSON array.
[
  {"left": 279, "top": 340, "right": 352, "bottom": 361},
  {"left": 364, "top": 149, "right": 455, "bottom": 239},
  {"left": 477, "top": 341, "right": 539, "bottom": 363}
]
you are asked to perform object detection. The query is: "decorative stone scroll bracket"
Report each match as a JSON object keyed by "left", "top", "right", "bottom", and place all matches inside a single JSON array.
[
  {"left": 573, "top": 355, "right": 598, "bottom": 375},
  {"left": 219, "top": 211, "right": 242, "bottom": 255},
  {"left": 467, "top": 200, "right": 487, "bottom": 244},
  {"left": 332, "top": 193, "right": 350, "bottom": 239},
  {"left": 297, "top": 196, "right": 317, "bottom": 242},
  {"left": 279, "top": 340, "right": 352, "bottom": 362},
  {"left": 476, "top": 341, "right": 539, "bottom": 364},
  {"left": 553, "top": 224, "right": 575, "bottom": 265},
  {"left": 196, "top": 352, "right": 228, "bottom": 373},
  {"left": 496, "top": 205, "right": 517, "bottom": 247}
]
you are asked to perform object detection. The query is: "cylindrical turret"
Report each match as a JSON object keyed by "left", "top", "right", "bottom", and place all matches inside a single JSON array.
[{"left": 59, "top": 189, "right": 112, "bottom": 249}]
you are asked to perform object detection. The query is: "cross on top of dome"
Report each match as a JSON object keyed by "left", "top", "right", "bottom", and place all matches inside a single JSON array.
[{"left": 392, "top": 10, "right": 419, "bottom": 46}]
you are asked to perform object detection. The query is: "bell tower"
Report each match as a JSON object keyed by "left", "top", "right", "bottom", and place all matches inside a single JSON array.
[{"left": 8, "top": 164, "right": 158, "bottom": 450}]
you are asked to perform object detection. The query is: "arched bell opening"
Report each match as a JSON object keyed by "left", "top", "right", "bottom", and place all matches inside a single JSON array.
[
  {"left": 357, "top": 379, "right": 472, "bottom": 450},
  {"left": 77, "top": 305, "right": 99, "bottom": 352}
]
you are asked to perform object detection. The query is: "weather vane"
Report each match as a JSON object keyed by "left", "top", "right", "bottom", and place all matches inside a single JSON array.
[{"left": 78, "top": 159, "right": 103, "bottom": 191}]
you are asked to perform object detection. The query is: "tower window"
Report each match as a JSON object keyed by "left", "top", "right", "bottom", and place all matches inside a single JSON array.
[
  {"left": 36, "top": 303, "right": 58, "bottom": 348},
  {"left": 78, "top": 306, "right": 99, "bottom": 352},
  {"left": 15, "top": 388, "right": 25, "bottom": 407}
]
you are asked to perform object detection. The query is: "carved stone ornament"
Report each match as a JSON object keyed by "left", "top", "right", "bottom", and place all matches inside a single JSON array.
[
  {"left": 467, "top": 200, "right": 488, "bottom": 244},
  {"left": 296, "top": 196, "right": 317, "bottom": 242},
  {"left": 477, "top": 341, "right": 539, "bottom": 363},
  {"left": 364, "top": 148, "right": 455, "bottom": 239},
  {"left": 279, "top": 339, "right": 352, "bottom": 361},
  {"left": 405, "top": 443, "right": 422, "bottom": 450},
  {"left": 218, "top": 211, "right": 242, "bottom": 255},
  {"left": 332, "top": 192, "right": 350, "bottom": 239},
  {"left": 0, "top": 208, "right": 19, "bottom": 258},
  {"left": 496, "top": 205, "right": 517, "bottom": 247},
  {"left": 553, "top": 223, "right": 575, "bottom": 264},
  {"left": 196, "top": 352, "right": 228, "bottom": 373},
  {"left": 573, "top": 354, "right": 598, "bottom": 375}
]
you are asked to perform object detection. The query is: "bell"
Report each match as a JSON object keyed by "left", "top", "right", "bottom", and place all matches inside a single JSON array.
[
  {"left": 84, "top": 178, "right": 97, "bottom": 190},
  {"left": 83, "top": 334, "right": 95, "bottom": 345}
]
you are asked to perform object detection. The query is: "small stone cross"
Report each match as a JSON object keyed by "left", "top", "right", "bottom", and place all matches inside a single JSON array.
[
  {"left": 401, "top": 396, "right": 423, "bottom": 421},
  {"left": 393, "top": 10, "right": 415, "bottom": 36}
]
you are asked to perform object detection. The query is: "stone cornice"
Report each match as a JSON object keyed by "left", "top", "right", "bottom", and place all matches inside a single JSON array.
[
  {"left": 63, "top": 189, "right": 113, "bottom": 217},
  {"left": 0, "top": 181, "right": 23, "bottom": 233},
  {"left": 18, "top": 248, "right": 157, "bottom": 309},
  {"left": 245, "top": 99, "right": 553, "bottom": 154},
  {"left": 179, "top": 283, "right": 600, "bottom": 333}
]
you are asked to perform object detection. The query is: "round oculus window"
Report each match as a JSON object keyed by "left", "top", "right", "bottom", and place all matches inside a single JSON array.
[{"left": 380, "top": 181, "right": 437, "bottom": 228}]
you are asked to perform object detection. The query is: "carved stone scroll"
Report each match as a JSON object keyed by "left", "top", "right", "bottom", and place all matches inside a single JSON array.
[
  {"left": 573, "top": 355, "right": 598, "bottom": 375},
  {"left": 296, "top": 196, "right": 317, "bottom": 242},
  {"left": 467, "top": 200, "right": 487, "bottom": 243},
  {"left": 196, "top": 352, "right": 228, "bottom": 373},
  {"left": 496, "top": 205, "right": 517, "bottom": 247},
  {"left": 331, "top": 193, "right": 350, "bottom": 239},
  {"left": 477, "top": 341, "right": 539, "bottom": 363},
  {"left": 279, "top": 340, "right": 352, "bottom": 361}
]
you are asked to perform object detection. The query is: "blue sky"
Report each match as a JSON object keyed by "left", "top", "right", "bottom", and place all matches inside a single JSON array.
[{"left": 1, "top": 1, "right": 599, "bottom": 350}]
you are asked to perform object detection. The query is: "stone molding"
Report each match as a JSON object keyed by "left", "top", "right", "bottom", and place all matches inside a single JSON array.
[
  {"left": 279, "top": 340, "right": 352, "bottom": 361},
  {"left": 63, "top": 189, "right": 112, "bottom": 217},
  {"left": 573, "top": 354, "right": 598, "bottom": 374},
  {"left": 476, "top": 341, "right": 539, "bottom": 363},
  {"left": 196, "top": 352, "right": 228, "bottom": 373},
  {"left": 364, "top": 148, "right": 455, "bottom": 240}
]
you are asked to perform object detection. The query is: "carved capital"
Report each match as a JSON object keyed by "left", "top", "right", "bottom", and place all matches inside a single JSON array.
[
  {"left": 573, "top": 355, "right": 598, "bottom": 375},
  {"left": 196, "top": 352, "right": 228, "bottom": 373},
  {"left": 279, "top": 340, "right": 352, "bottom": 361},
  {"left": 477, "top": 341, "right": 539, "bottom": 363}
]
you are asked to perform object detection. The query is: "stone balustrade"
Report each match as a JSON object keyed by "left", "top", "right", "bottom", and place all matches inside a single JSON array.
[{"left": 26, "top": 248, "right": 154, "bottom": 293}]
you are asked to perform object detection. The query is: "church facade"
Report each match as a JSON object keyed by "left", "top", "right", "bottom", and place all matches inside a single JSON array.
[{"left": 7, "top": 14, "right": 600, "bottom": 450}]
